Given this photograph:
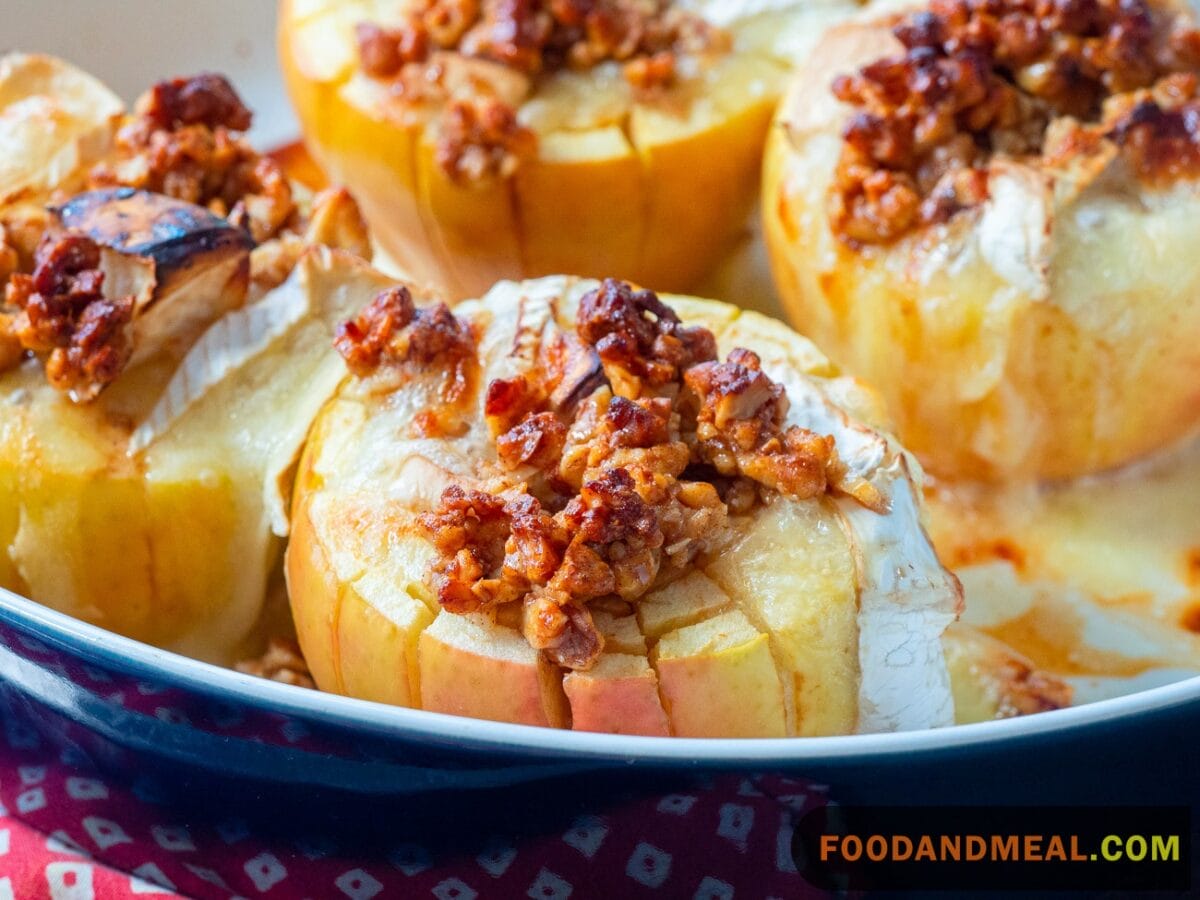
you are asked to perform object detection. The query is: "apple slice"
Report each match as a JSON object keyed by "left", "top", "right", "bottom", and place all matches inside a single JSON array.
[
  {"left": 419, "top": 611, "right": 569, "bottom": 728},
  {"left": 593, "top": 609, "right": 648, "bottom": 655},
  {"left": 513, "top": 126, "right": 644, "bottom": 282},
  {"left": 564, "top": 653, "right": 671, "bottom": 736},
  {"left": 706, "top": 498, "right": 859, "bottom": 736},
  {"left": 943, "top": 622, "right": 1072, "bottom": 723},
  {"left": 636, "top": 571, "right": 734, "bottom": 641},
  {"left": 652, "top": 609, "right": 789, "bottom": 738}
]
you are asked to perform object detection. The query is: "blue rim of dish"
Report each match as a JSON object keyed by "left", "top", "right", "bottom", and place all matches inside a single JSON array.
[{"left": 0, "top": 585, "right": 1196, "bottom": 765}]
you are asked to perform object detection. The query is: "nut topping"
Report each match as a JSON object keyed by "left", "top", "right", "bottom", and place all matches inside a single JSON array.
[
  {"left": 831, "top": 0, "right": 1200, "bottom": 245},
  {"left": 90, "top": 74, "right": 297, "bottom": 243},
  {"left": 354, "top": 0, "right": 729, "bottom": 181},
  {"left": 3, "top": 234, "right": 134, "bottom": 401},
  {"left": 335, "top": 286, "right": 475, "bottom": 377},
  {"left": 414, "top": 279, "right": 855, "bottom": 669}
]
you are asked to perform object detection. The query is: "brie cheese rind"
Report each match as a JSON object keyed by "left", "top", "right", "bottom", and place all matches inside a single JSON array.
[{"left": 288, "top": 275, "right": 964, "bottom": 735}]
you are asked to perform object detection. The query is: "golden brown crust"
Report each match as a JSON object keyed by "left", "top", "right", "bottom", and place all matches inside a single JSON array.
[
  {"left": 4, "top": 233, "right": 134, "bottom": 400},
  {"left": 830, "top": 0, "right": 1200, "bottom": 245},
  {"left": 413, "top": 279, "right": 850, "bottom": 670}
]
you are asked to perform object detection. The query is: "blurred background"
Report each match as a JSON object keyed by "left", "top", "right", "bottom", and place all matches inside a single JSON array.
[{"left": 3, "top": 1, "right": 296, "bottom": 145}]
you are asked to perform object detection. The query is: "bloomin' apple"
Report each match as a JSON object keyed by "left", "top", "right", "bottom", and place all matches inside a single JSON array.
[
  {"left": 762, "top": 0, "right": 1200, "bottom": 481},
  {"left": 287, "top": 275, "right": 972, "bottom": 736}
]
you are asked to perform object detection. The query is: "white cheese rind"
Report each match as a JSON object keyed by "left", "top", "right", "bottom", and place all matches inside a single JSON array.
[{"left": 768, "top": 364, "right": 961, "bottom": 732}]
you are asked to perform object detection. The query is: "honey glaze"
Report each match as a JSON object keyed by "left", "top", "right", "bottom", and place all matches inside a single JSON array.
[{"left": 927, "top": 438, "right": 1200, "bottom": 699}]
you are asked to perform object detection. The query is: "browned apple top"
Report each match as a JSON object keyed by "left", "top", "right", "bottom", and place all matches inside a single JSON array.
[
  {"left": 336, "top": 278, "right": 874, "bottom": 670},
  {"left": 830, "top": 0, "right": 1200, "bottom": 246}
]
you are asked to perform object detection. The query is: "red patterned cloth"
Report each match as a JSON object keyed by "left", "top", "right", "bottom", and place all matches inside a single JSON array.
[{"left": 0, "top": 727, "right": 828, "bottom": 899}]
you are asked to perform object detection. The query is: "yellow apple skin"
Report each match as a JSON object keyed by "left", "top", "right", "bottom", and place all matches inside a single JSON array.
[
  {"left": 277, "top": 0, "right": 848, "bottom": 298},
  {"left": 563, "top": 654, "right": 671, "bottom": 736},
  {"left": 762, "top": 13, "right": 1200, "bottom": 482},
  {"left": 653, "top": 610, "right": 790, "bottom": 738},
  {"left": 419, "top": 612, "right": 570, "bottom": 728},
  {"left": 0, "top": 358, "right": 284, "bottom": 659}
]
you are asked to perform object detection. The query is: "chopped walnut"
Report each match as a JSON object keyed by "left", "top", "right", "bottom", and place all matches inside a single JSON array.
[
  {"left": 684, "top": 348, "right": 842, "bottom": 502},
  {"left": 420, "top": 485, "right": 532, "bottom": 612},
  {"left": 415, "top": 279, "right": 851, "bottom": 670},
  {"left": 137, "top": 73, "right": 254, "bottom": 132},
  {"left": 235, "top": 638, "right": 315, "bottom": 689},
  {"left": 90, "top": 74, "right": 296, "bottom": 243},
  {"left": 355, "top": 0, "right": 728, "bottom": 180},
  {"left": 358, "top": 0, "right": 722, "bottom": 79},
  {"left": 576, "top": 277, "right": 716, "bottom": 397},
  {"left": 623, "top": 50, "right": 675, "bottom": 91},
  {"left": 831, "top": 0, "right": 1200, "bottom": 245},
  {"left": 485, "top": 373, "right": 544, "bottom": 435},
  {"left": 496, "top": 410, "right": 568, "bottom": 470},
  {"left": 4, "top": 233, "right": 135, "bottom": 401},
  {"left": 522, "top": 592, "right": 602, "bottom": 670},
  {"left": 1104, "top": 72, "right": 1200, "bottom": 181},
  {"left": 335, "top": 286, "right": 475, "bottom": 379},
  {"left": 356, "top": 21, "right": 430, "bottom": 77},
  {"left": 436, "top": 97, "right": 538, "bottom": 183},
  {"left": 0, "top": 314, "right": 22, "bottom": 373}
]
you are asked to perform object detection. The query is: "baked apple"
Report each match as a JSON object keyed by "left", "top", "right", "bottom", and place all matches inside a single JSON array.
[
  {"left": 763, "top": 0, "right": 1200, "bottom": 481},
  {"left": 0, "top": 56, "right": 378, "bottom": 660},
  {"left": 279, "top": 0, "right": 861, "bottom": 298},
  {"left": 288, "top": 274, "right": 967, "bottom": 736}
]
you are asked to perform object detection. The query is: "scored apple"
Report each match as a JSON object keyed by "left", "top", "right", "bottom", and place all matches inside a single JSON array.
[
  {"left": 763, "top": 0, "right": 1200, "bottom": 480},
  {"left": 0, "top": 56, "right": 380, "bottom": 661},
  {"left": 287, "top": 273, "right": 969, "bottom": 736},
  {"left": 279, "top": 0, "right": 864, "bottom": 298}
]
